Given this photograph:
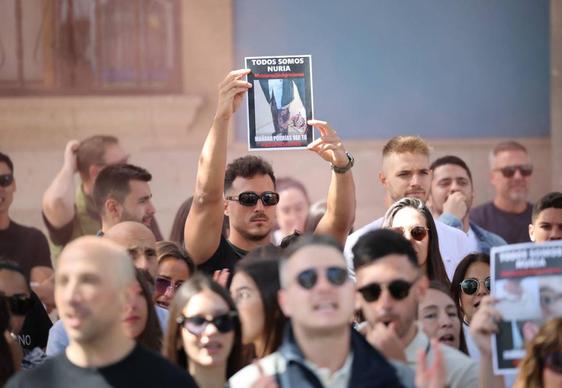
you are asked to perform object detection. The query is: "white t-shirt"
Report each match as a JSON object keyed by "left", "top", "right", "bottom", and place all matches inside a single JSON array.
[{"left": 344, "top": 217, "right": 472, "bottom": 280}]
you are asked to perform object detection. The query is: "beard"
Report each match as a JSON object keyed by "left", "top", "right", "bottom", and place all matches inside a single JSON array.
[{"left": 232, "top": 224, "right": 272, "bottom": 242}]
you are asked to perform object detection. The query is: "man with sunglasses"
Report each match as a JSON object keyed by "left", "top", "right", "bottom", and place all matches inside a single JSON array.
[
  {"left": 41, "top": 137, "right": 162, "bottom": 260},
  {"left": 230, "top": 235, "right": 407, "bottom": 387},
  {"left": 8, "top": 237, "right": 197, "bottom": 387},
  {"left": 0, "top": 152, "right": 54, "bottom": 312},
  {"left": 353, "top": 229, "right": 479, "bottom": 388},
  {"left": 470, "top": 141, "right": 534, "bottom": 244},
  {"left": 429, "top": 155, "right": 506, "bottom": 254},
  {"left": 0, "top": 261, "right": 52, "bottom": 369},
  {"left": 185, "top": 70, "right": 355, "bottom": 279}
]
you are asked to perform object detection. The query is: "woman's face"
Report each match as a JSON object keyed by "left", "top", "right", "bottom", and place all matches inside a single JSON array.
[
  {"left": 391, "top": 207, "right": 429, "bottom": 266},
  {"left": 155, "top": 258, "right": 191, "bottom": 309},
  {"left": 459, "top": 261, "right": 490, "bottom": 323},
  {"left": 122, "top": 281, "right": 148, "bottom": 340},
  {"left": 181, "top": 288, "right": 235, "bottom": 368},
  {"left": 419, "top": 288, "right": 461, "bottom": 349},
  {"left": 276, "top": 187, "right": 309, "bottom": 237},
  {"left": 230, "top": 271, "right": 265, "bottom": 346}
]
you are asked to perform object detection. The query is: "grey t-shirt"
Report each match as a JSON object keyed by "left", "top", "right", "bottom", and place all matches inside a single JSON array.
[{"left": 470, "top": 202, "right": 532, "bottom": 244}]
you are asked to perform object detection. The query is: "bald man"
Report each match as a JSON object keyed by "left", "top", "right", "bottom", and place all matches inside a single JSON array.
[
  {"left": 7, "top": 237, "right": 196, "bottom": 387},
  {"left": 104, "top": 221, "right": 158, "bottom": 277}
]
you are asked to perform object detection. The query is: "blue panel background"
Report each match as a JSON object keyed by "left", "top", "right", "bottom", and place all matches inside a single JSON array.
[{"left": 233, "top": 0, "right": 549, "bottom": 140}]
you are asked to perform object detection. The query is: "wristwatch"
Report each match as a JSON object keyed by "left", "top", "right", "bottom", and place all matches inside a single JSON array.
[{"left": 331, "top": 152, "right": 354, "bottom": 174}]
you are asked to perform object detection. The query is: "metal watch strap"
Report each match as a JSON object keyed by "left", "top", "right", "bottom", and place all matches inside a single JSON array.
[{"left": 331, "top": 152, "right": 354, "bottom": 174}]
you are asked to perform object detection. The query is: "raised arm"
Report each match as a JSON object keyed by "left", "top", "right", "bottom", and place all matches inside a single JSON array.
[
  {"left": 42, "top": 140, "right": 79, "bottom": 228},
  {"left": 308, "top": 120, "right": 356, "bottom": 246},
  {"left": 184, "top": 69, "right": 252, "bottom": 265}
]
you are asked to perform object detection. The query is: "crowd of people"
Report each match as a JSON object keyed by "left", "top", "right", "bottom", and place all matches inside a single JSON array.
[{"left": 1, "top": 69, "right": 562, "bottom": 387}]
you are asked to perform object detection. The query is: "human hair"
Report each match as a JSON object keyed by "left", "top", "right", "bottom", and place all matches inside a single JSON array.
[
  {"left": 235, "top": 247, "right": 286, "bottom": 358},
  {"left": 0, "top": 260, "right": 29, "bottom": 292},
  {"left": 279, "top": 234, "right": 343, "bottom": 288},
  {"left": 224, "top": 155, "right": 276, "bottom": 193},
  {"left": 532, "top": 192, "right": 562, "bottom": 223},
  {"left": 515, "top": 317, "right": 562, "bottom": 388},
  {"left": 489, "top": 141, "right": 528, "bottom": 167},
  {"left": 0, "top": 152, "right": 14, "bottom": 174},
  {"left": 382, "top": 136, "right": 430, "bottom": 158},
  {"left": 92, "top": 163, "right": 152, "bottom": 214},
  {"left": 276, "top": 177, "right": 310, "bottom": 204},
  {"left": 353, "top": 229, "right": 419, "bottom": 271},
  {"left": 382, "top": 198, "right": 450, "bottom": 287},
  {"left": 0, "top": 292, "right": 15, "bottom": 386},
  {"left": 429, "top": 155, "right": 473, "bottom": 183},
  {"left": 427, "top": 280, "right": 468, "bottom": 354},
  {"left": 156, "top": 241, "right": 195, "bottom": 276},
  {"left": 450, "top": 253, "right": 490, "bottom": 324},
  {"left": 163, "top": 273, "right": 243, "bottom": 378},
  {"left": 134, "top": 268, "right": 163, "bottom": 352},
  {"left": 76, "top": 135, "right": 119, "bottom": 181}
]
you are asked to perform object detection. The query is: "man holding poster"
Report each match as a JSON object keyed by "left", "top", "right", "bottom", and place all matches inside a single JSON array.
[{"left": 183, "top": 69, "right": 355, "bottom": 283}]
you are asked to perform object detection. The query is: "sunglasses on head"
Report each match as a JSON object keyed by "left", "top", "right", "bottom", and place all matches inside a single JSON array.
[
  {"left": 177, "top": 311, "right": 238, "bottom": 336},
  {"left": 495, "top": 164, "right": 533, "bottom": 178},
  {"left": 154, "top": 277, "right": 184, "bottom": 296},
  {"left": 391, "top": 225, "right": 429, "bottom": 242},
  {"left": 545, "top": 352, "right": 562, "bottom": 374},
  {"left": 225, "top": 191, "right": 279, "bottom": 207},
  {"left": 460, "top": 277, "right": 491, "bottom": 295},
  {"left": 2, "top": 294, "right": 34, "bottom": 316},
  {"left": 296, "top": 267, "right": 348, "bottom": 290},
  {"left": 0, "top": 174, "right": 14, "bottom": 187},
  {"left": 358, "top": 278, "right": 418, "bottom": 302}
]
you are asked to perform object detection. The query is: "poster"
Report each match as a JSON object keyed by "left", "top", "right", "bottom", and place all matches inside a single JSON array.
[
  {"left": 245, "top": 55, "right": 314, "bottom": 151},
  {"left": 491, "top": 241, "right": 562, "bottom": 375}
]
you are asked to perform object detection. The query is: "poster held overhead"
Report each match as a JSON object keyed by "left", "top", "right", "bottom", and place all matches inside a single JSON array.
[{"left": 245, "top": 55, "right": 314, "bottom": 151}]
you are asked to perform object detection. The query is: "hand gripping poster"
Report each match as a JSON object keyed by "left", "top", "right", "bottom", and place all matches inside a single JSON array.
[
  {"left": 491, "top": 240, "right": 562, "bottom": 375},
  {"left": 245, "top": 55, "right": 314, "bottom": 151}
]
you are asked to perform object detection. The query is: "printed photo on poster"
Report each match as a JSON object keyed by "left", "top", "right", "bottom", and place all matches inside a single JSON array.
[
  {"left": 490, "top": 241, "right": 562, "bottom": 375},
  {"left": 245, "top": 55, "right": 314, "bottom": 151}
]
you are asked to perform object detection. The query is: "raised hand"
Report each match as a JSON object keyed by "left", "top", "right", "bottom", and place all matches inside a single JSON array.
[
  {"left": 415, "top": 339, "right": 445, "bottom": 388},
  {"left": 63, "top": 140, "right": 80, "bottom": 173},
  {"left": 442, "top": 191, "right": 469, "bottom": 220},
  {"left": 214, "top": 69, "right": 252, "bottom": 122},
  {"left": 306, "top": 120, "right": 349, "bottom": 168},
  {"left": 469, "top": 295, "right": 502, "bottom": 355},
  {"left": 365, "top": 322, "right": 407, "bottom": 362}
]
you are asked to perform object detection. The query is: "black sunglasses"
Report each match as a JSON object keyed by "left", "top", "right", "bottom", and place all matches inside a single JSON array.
[
  {"left": 391, "top": 225, "right": 429, "bottom": 242},
  {"left": 154, "top": 277, "right": 184, "bottom": 296},
  {"left": 495, "top": 164, "right": 533, "bottom": 178},
  {"left": 177, "top": 311, "right": 238, "bottom": 336},
  {"left": 358, "top": 278, "right": 418, "bottom": 302},
  {"left": 460, "top": 277, "right": 491, "bottom": 295},
  {"left": 545, "top": 352, "right": 562, "bottom": 374},
  {"left": 225, "top": 191, "right": 280, "bottom": 207},
  {"left": 3, "top": 294, "right": 34, "bottom": 316},
  {"left": 296, "top": 267, "right": 348, "bottom": 290},
  {"left": 0, "top": 174, "right": 14, "bottom": 187}
]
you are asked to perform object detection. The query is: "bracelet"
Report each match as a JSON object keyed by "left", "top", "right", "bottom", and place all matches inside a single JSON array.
[{"left": 331, "top": 152, "right": 354, "bottom": 174}]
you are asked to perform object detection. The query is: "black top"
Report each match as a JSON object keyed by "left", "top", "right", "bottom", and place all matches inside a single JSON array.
[
  {"left": 6, "top": 344, "right": 198, "bottom": 388},
  {"left": 470, "top": 201, "right": 533, "bottom": 244},
  {"left": 0, "top": 221, "right": 51, "bottom": 280},
  {"left": 198, "top": 235, "right": 248, "bottom": 282}
]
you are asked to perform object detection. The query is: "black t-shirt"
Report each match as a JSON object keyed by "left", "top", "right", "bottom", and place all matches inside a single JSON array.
[
  {"left": 470, "top": 202, "right": 533, "bottom": 244},
  {"left": 198, "top": 235, "right": 248, "bottom": 277},
  {"left": 18, "top": 291, "right": 52, "bottom": 351},
  {"left": 6, "top": 344, "right": 198, "bottom": 388},
  {"left": 0, "top": 221, "right": 52, "bottom": 280}
]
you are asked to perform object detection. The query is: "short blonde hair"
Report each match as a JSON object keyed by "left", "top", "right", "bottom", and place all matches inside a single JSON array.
[{"left": 382, "top": 136, "right": 430, "bottom": 158}]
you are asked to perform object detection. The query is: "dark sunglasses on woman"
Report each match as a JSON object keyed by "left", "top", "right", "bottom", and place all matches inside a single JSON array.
[
  {"left": 225, "top": 191, "right": 280, "bottom": 207},
  {"left": 460, "top": 277, "right": 491, "bottom": 295},
  {"left": 2, "top": 294, "right": 34, "bottom": 316},
  {"left": 176, "top": 311, "right": 238, "bottom": 336},
  {"left": 154, "top": 276, "right": 184, "bottom": 295},
  {"left": 358, "top": 277, "right": 419, "bottom": 302}
]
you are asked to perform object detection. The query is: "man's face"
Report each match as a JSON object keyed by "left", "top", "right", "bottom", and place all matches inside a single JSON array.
[
  {"left": 55, "top": 253, "right": 125, "bottom": 344},
  {"left": 119, "top": 180, "right": 156, "bottom": 227},
  {"left": 278, "top": 245, "right": 354, "bottom": 334},
  {"left": 430, "top": 164, "right": 474, "bottom": 215},
  {"left": 380, "top": 152, "right": 431, "bottom": 202},
  {"left": 225, "top": 174, "right": 277, "bottom": 243},
  {"left": 0, "top": 162, "right": 15, "bottom": 214},
  {"left": 356, "top": 254, "right": 424, "bottom": 340},
  {"left": 490, "top": 150, "right": 532, "bottom": 203},
  {"left": 529, "top": 208, "right": 562, "bottom": 242},
  {"left": 0, "top": 269, "right": 30, "bottom": 334},
  {"left": 109, "top": 226, "right": 158, "bottom": 278}
]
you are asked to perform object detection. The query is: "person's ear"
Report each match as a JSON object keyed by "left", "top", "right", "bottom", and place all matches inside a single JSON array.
[
  {"left": 529, "top": 223, "right": 536, "bottom": 242},
  {"left": 378, "top": 170, "right": 386, "bottom": 187},
  {"left": 105, "top": 198, "right": 121, "bottom": 221},
  {"left": 224, "top": 198, "right": 230, "bottom": 217}
]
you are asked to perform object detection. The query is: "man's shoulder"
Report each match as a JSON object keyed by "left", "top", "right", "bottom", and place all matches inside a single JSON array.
[
  {"left": 470, "top": 202, "right": 494, "bottom": 218},
  {"left": 6, "top": 353, "right": 67, "bottom": 387},
  {"left": 434, "top": 219, "right": 467, "bottom": 239},
  {"left": 229, "top": 352, "right": 284, "bottom": 388}
]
